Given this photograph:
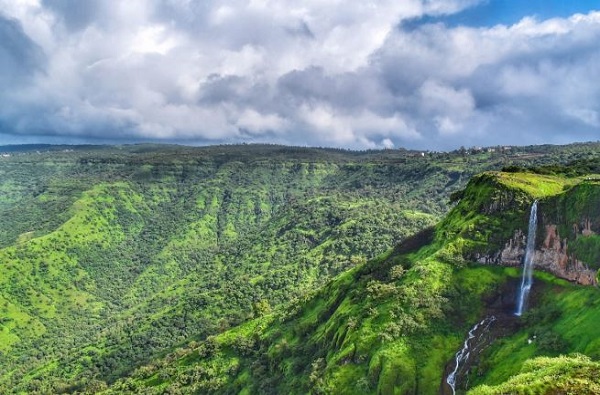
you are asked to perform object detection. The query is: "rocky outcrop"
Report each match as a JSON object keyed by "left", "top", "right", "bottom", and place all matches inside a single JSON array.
[
  {"left": 578, "top": 218, "right": 596, "bottom": 237},
  {"left": 476, "top": 225, "right": 597, "bottom": 286},
  {"left": 536, "top": 225, "right": 596, "bottom": 285}
]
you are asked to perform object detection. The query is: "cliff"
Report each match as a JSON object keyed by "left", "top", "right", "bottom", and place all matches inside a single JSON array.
[
  {"left": 479, "top": 225, "right": 597, "bottom": 285},
  {"left": 456, "top": 172, "right": 600, "bottom": 285}
]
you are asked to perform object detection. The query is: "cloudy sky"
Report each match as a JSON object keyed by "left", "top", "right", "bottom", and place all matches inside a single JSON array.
[{"left": 0, "top": 0, "right": 599, "bottom": 150}]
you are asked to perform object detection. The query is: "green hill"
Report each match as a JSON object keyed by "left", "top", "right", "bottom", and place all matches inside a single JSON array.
[
  {"left": 0, "top": 143, "right": 599, "bottom": 394},
  {"left": 101, "top": 163, "right": 600, "bottom": 394}
]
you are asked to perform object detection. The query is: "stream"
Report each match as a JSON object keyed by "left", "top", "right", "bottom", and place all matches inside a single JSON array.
[{"left": 444, "top": 316, "right": 497, "bottom": 395}]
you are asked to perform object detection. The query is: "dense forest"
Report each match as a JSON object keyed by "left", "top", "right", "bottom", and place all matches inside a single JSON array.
[{"left": 0, "top": 142, "right": 599, "bottom": 394}]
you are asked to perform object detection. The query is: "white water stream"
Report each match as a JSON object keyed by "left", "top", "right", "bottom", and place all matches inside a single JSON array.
[
  {"left": 446, "top": 316, "right": 497, "bottom": 395},
  {"left": 515, "top": 200, "right": 538, "bottom": 316}
]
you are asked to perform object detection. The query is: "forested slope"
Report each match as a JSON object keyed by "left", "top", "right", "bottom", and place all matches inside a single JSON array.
[
  {"left": 102, "top": 159, "right": 600, "bottom": 394},
  {"left": 0, "top": 143, "right": 598, "bottom": 393}
]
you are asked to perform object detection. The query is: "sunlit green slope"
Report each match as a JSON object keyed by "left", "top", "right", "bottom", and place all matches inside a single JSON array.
[
  {"left": 100, "top": 160, "right": 600, "bottom": 394},
  {"left": 0, "top": 143, "right": 598, "bottom": 393},
  {"left": 0, "top": 144, "right": 475, "bottom": 392}
]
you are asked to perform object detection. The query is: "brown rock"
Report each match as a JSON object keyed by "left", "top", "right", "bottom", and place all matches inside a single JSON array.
[{"left": 478, "top": 224, "right": 597, "bottom": 286}]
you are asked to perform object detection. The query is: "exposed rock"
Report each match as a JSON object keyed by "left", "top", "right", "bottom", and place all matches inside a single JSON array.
[
  {"left": 499, "top": 230, "right": 525, "bottom": 267},
  {"left": 581, "top": 218, "right": 596, "bottom": 237},
  {"left": 476, "top": 225, "right": 597, "bottom": 286},
  {"left": 473, "top": 230, "right": 523, "bottom": 267},
  {"left": 536, "top": 225, "right": 596, "bottom": 285}
]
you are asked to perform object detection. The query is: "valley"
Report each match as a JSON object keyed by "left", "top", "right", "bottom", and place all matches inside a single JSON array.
[{"left": 0, "top": 143, "right": 599, "bottom": 394}]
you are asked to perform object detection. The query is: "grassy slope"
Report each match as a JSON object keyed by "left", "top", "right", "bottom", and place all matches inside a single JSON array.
[
  {"left": 0, "top": 145, "right": 466, "bottom": 392},
  {"left": 470, "top": 354, "right": 600, "bottom": 395},
  {"left": 466, "top": 272, "right": 600, "bottom": 392},
  {"left": 446, "top": 170, "right": 600, "bottom": 392},
  {"left": 0, "top": 182, "right": 148, "bottom": 391},
  {"left": 103, "top": 166, "right": 600, "bottom": 394},
  {"left": 0, "top": 182, "right": 142, "bottom": 350},
  {"left": 1, "top": 144, "right": 599, "bottom": 393},
  {"left": 104, "top": 240, "right": 518, "bottom": 394}
]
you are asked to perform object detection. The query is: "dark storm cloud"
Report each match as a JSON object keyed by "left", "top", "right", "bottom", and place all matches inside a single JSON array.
[
  {"left": 0, "top": 15, "right": 46, "bottom": 137},
  {"left": 0, "top": 16, "right": 45, "bottom": 84},
  {"left": 278, "top": 68, "right": 374, "bottom": 110},
  {"left": 0, "top": 1, "right": 598, "bottom": 148}
]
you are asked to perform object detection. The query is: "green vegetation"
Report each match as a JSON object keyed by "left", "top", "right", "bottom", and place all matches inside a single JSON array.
[
  {"left": 0, "top": 142, "right": 599, "bottom": 394},
  {"left": 469, "top": 355, "right": 600, "bottom": 395},
  {"left": 465, "top": 271, "right": 600, "bottom": 387},
  {"left": 100, "top": 147, "right": 599, "bottom": 394},
  {"left": 103, "top": 240, "right": 519, "bottom": 394},
  {"left": 99, "top": 154, "right": 600, "bottom": 393}
]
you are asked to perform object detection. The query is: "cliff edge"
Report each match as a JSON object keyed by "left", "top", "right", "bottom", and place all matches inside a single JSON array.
[{"left": 442, "top": 171, "right": 600, "bottom": 285}]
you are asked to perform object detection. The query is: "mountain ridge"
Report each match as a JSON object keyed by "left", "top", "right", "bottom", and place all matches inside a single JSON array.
[
  {"left": 0, "top": 143, "right": 599, "bottom": 394},
  {"left": 99, "top": 164, "right": 600, "bottom": 394}
]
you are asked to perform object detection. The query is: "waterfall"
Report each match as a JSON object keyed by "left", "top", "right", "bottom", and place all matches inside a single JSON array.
[
  {"left": 515, "top": 200, "right": 538, "bottom": 317},
  {"left": 446, "top": 316, "right": 497, "bottom": 395}
]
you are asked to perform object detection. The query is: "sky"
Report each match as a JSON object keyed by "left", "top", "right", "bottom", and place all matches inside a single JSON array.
[{"left": 0, "top": 0, "right": 599, "bottom": 150}]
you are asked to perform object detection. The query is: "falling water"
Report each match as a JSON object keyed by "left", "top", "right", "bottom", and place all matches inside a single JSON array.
[
  {"left": 446, "top": 316, "right": 497, "bottom": 395},
  {"left": 515, "top": 200, "right": 538, "bottom": 317}
]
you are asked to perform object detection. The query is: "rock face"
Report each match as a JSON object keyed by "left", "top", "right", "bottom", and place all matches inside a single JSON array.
[
  {"left": 537, "top": 224, "right": 597, "bottom": 285},
  {"left": 476, "top": 224, "right": 598, "bottom": 286}
]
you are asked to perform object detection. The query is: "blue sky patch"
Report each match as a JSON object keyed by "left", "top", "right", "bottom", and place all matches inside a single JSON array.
[{"left": 406, "top": 0, "right": 599, "bottom": 29}]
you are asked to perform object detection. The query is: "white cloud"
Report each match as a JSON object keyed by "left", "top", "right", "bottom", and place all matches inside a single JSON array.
[
  {"left": 131, "top": 25, "right": 180, "bottom": 55},
  {"left": 236, "top": 109, "right": 288, "bottom": 134},
  {"left": 567, "top": 108, "right": 600, "bottom": 127},
  {"left": 0, "top": 1, "right": 599, "bottom": 149},
  {"left": 298, "top": 104, "right": 419, "bottom": 147},
  {"left": 381, "top": 138, "right": 394, "bottom": 148},
  {"left": 419, "top": 80, "right": 475, "bottom": 116}
]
